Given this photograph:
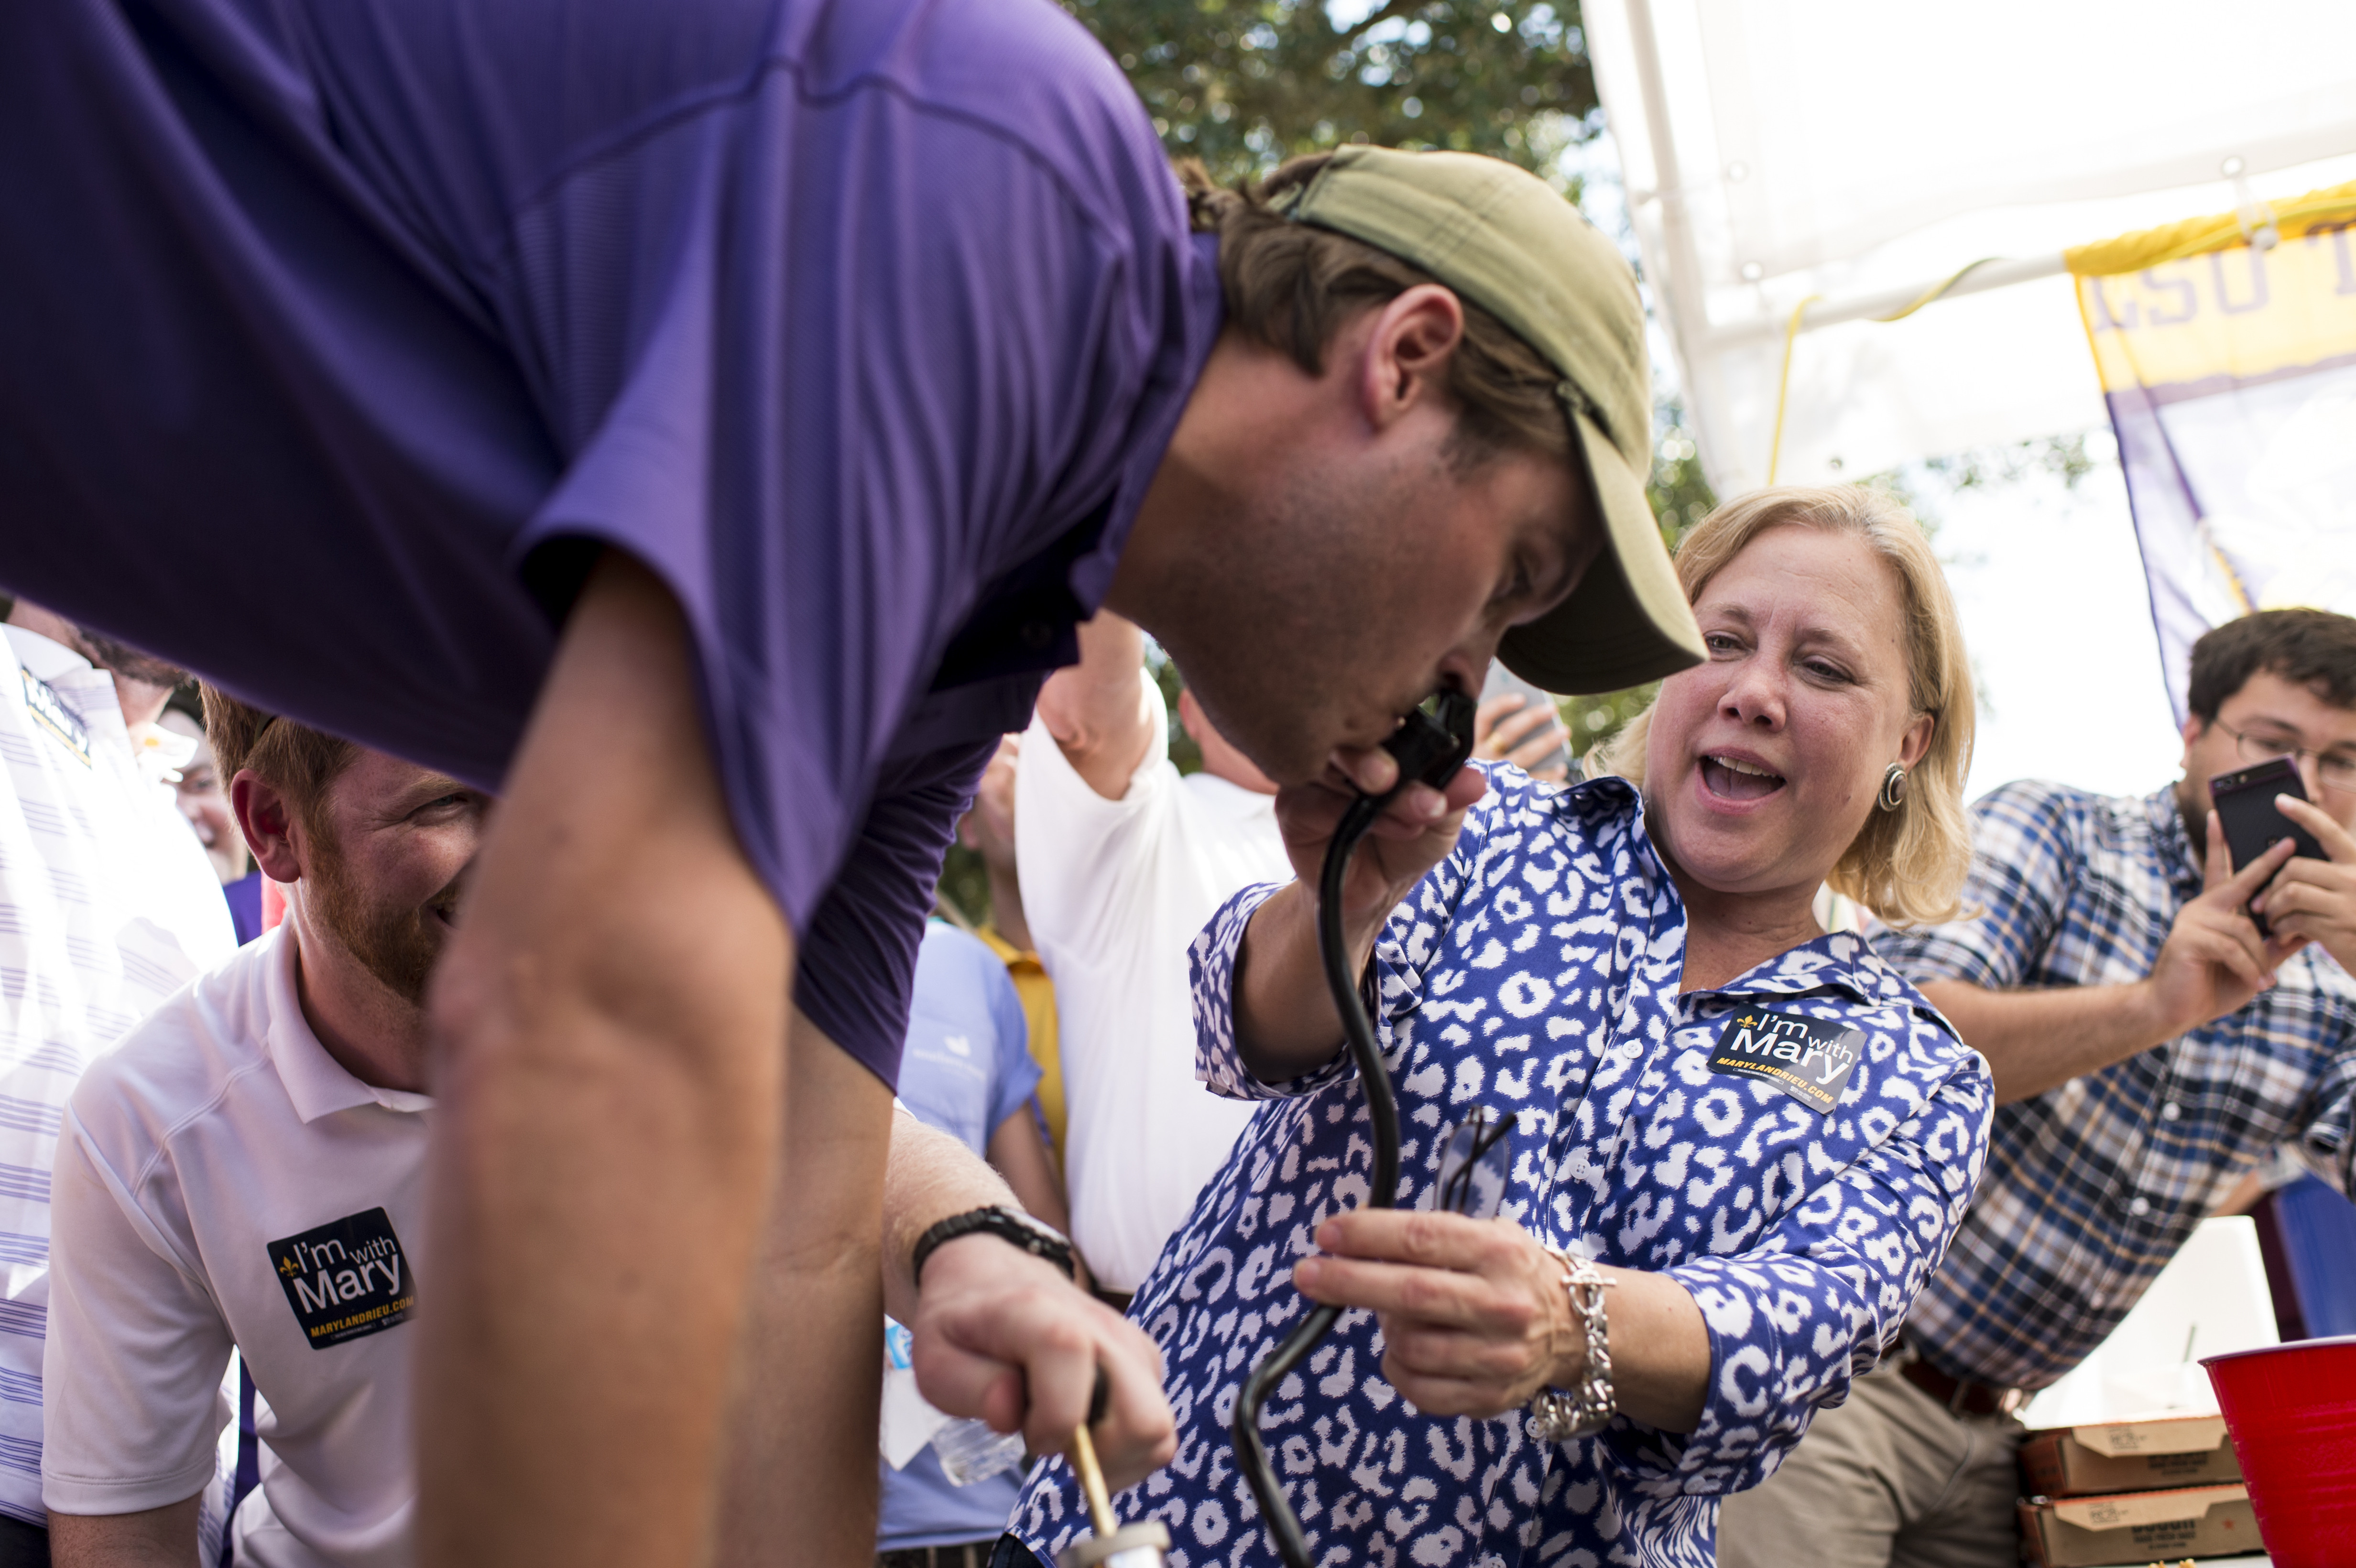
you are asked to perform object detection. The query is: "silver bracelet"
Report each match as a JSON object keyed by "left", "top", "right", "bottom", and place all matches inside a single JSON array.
[{"left": 1527, "top": 1247, "right": 1616, "bottom": 1443}]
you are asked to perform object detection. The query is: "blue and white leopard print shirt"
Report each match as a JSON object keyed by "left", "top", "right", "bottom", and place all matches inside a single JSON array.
[{"left": 1010, "top": 769, "right": 1993, "bottom": 1568}]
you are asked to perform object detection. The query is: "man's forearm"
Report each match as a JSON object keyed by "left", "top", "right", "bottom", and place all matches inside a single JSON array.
[
  {"left": 882, "top": 1108, "right": 1022, "bottom": 1323},
  {"left": 1033, "top": 612, "right": 1155, "bottom": 799},
  {"left": 987, "top": 1110, "right": 1073, "bottom": 1240},
  {"left": 715, "top": 1013, "right": 896, "bottom": 1568},
  {"left": 420, "top": 558, "right": 793, "bottom": 1568},
  {"left": 1918, "top": 978, "right": 2171, "bottom": 1102},
  {"left": 50, "top": 1497, "right": 202, "bottom": 1568}
]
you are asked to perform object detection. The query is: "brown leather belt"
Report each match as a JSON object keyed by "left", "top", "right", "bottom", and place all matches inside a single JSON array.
[{"left": 1898, "top": 1350, "right": 2028, "bottom": 1419}]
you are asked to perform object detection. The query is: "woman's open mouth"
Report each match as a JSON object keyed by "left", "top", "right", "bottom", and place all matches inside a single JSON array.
[{"left": 1700, "top": 753, "right": 1787, "bottom": 802}]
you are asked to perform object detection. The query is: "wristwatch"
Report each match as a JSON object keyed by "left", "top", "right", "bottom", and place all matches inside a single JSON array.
[{"left": 912, "top": 1205, "right": 1077, "bottom": 1287}]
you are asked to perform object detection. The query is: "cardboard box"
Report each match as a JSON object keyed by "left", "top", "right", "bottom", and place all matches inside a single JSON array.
[
  {"left": 2017, "top": 1483, "right": 2261, "bottom": 1566},
  {"left": 2018, "top": 1414, "right": 2243, "bottom": 1496}
]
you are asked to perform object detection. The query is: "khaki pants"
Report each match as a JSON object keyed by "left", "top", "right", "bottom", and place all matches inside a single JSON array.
[{"left": 1718, "top": 1360, "right": 2023, "bottom": 1568}]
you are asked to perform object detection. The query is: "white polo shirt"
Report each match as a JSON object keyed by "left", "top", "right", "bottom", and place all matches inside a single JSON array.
[
  {"left": 0, "top": 624, "right": 235, "bottom": 1525},
  {"left": 1015, "top": 673, "right": 1290, "bottom": 1291},
  {"left": 42, "top": 924, "right": 428, "bottom": 1568}
]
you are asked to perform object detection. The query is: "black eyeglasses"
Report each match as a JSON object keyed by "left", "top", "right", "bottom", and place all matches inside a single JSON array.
[
  {"left": 2214, "top": 720, "right": 2356, "bottom": 795},
  {"left": 1435, "top": 1106, "right": 1518, "bottom": 1220}
]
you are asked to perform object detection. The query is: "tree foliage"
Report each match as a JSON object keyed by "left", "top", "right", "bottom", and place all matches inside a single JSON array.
[{"left": 1062, "top": 0, "right": 1599, "bottom": 187}]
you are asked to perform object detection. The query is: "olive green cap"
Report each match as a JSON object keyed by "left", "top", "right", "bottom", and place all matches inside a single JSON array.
[{"left": 1278, "top": 145, "right": 1703, "bottom": 694}]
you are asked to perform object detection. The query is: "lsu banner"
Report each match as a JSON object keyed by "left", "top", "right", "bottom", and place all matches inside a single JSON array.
[{"left": 2071, "top": 184, "right": 2356, "bottom": 722}]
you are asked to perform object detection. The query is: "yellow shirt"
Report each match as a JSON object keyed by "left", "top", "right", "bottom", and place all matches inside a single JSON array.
[{"left": 976, "top": 926, "right": 1064, "bottom": 1161}]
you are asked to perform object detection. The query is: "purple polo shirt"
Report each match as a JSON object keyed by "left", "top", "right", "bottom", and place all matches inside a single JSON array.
[{"left": 0, "top": 0, "right": 1220, "bottom": 1082}]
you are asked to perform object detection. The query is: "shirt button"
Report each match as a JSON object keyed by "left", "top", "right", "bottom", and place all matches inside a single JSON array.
[
  {"left": 2089, "top": 1292, "right": 2105, "bottom": 1309},
  {"left": 2160, "top": 1102, "right": 2181, "bottom": 1122},
  {"left": 2129, "top": 1197, "right": 2151, "bottom": 1217}
]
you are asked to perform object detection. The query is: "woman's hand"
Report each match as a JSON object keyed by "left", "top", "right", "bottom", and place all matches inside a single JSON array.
[
  {"left": 1275, "top": 745, "right": 1489, "bottom": 952},
  {"left": 1293, "top": 1210, "right": 1580, "bottom": 1418},
  {"left": 1295, "top": 1209, "right": 1712, "bottom": 1433}
]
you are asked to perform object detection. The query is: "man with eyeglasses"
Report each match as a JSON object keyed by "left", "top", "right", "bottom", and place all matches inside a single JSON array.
[{"left": 1722, "top": 607, "right": 2356, "bottom": 1568}]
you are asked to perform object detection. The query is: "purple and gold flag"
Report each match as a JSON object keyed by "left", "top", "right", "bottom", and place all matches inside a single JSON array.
[{"left": 2072, "top": 185, "right": 2356, "bottom": 721}]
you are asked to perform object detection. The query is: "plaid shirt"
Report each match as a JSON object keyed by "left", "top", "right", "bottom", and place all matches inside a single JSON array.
[{"left": 1882, "top": 781, "right": 2356, "bottom": 1390}]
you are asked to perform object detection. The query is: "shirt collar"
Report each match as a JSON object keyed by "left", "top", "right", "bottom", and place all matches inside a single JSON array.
[
  {"left": 261, "top": 925, "right": 435, "bottom": 1121},
  {"left": 2, "top": 623, "right": 88, "bottom": 682},
  {"left": 973, "top": 925, "right": 1042, "bottom": 971},
  {"left": 2146, "top": 784, "right": 2204, "bottom": 898},
  {"left": 1686, "top": 927, "right": 1895, "bottom": 1009}
]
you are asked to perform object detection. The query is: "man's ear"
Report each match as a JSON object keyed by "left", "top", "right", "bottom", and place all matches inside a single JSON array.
[
  {"left": 1355, "top": 284, "right": 1465, "bottom": 433},
  {"left": 231, "top": 771, "right": 307, "bottom": 884},
  {"left": 2180, "top": 714, "right": 2206, "bottom": 772}
]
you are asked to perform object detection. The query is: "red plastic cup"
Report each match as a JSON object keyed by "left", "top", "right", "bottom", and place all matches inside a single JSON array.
[{"left": 2203, "top": 1335, "right": 2356, "bottom": 1566}]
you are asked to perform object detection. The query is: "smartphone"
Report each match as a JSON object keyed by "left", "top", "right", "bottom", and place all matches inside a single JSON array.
[
  {"left": 1480, "top": 660, "right": 1575, "bottom": 781},
  {"left": 2209, "top": 756, "right": 2326, "bottom": 936}
]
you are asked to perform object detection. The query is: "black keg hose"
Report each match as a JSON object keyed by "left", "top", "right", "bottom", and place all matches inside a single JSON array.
[{"left": 1230, "top": 690, "right": 1475, "bottom": 1568}]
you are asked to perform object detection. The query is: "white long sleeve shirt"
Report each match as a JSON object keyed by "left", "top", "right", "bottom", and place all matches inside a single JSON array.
[{"left": 1014, "top": 673, "right": 1289, "bottom": 1291}]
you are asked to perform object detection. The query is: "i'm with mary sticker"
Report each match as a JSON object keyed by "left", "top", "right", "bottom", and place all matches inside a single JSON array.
[
  {"left": 1709, "top": 1010, "right": 1863, "bottom": 1115},
  {"left": 268, "top": 1208, "right": 416, "bottom": 1350}
]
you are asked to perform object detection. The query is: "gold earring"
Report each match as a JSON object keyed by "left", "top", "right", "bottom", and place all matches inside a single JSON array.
[{"left": 1878, "top": 764, "right": 1908, "bottom": 812}]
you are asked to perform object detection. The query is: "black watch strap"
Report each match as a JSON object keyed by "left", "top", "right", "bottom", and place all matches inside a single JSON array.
[{"left": 912, "top": 1205, "right": 1076, "bottom": 1288}]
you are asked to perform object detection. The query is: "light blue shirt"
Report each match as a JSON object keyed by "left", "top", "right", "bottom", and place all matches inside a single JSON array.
[{"left": 881, "top": 921, "right": 1044, "bottom": 1550}]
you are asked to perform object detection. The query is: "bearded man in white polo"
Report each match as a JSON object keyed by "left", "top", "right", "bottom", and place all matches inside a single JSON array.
[{"left": 35, "top": 690, "right": 475, "bottom": 1567}]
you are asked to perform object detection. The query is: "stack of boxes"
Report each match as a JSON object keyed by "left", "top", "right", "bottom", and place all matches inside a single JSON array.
[{"left": 2016, "top": 1414, "right": 2261, "bottom": 1565}]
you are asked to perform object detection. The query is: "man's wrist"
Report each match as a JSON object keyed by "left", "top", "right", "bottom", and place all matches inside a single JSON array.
[
  {"left": 2124, "top": 975, "right": 2186, "bottom": 1047},
  {"left": 911, "top": 1205, "right": 1075, "bottom": 1289}
]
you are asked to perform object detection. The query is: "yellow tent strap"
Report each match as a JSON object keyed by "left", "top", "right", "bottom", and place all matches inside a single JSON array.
[
  {"left": 2064, "top": 178, "right": 2356, "bottom": 275},
  {"left": 1766, "top": 257, "right": 2000, "bottom": 483},
  {"left": 1765, "top": 294, "right": 1820, "bottom": 485}
]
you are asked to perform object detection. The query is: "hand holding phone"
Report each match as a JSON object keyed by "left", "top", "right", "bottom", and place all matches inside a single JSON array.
[
  {"left": 1477, "top": 663, "right": 1574, "bottom": 782},
  {"left": 2209, "top": 758, "right": 2327, "bottom": 937}
]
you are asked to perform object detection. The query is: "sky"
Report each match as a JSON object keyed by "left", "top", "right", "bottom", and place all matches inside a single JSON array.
[{"left": 1925, "top": 446, "right": 2189, "bottom": 804}]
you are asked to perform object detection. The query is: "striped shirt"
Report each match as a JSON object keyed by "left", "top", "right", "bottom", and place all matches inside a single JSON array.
[
  {"left": 0, "top": 625, "right": 234, "bottom": 1523},
  {"left": 1885, "top": 780, "right": 2356, "bottom": 1390}
]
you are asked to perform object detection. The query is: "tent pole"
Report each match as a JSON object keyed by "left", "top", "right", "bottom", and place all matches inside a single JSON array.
[{"left": 1621, "top": 0, "right": 1741, "bottom": 495}]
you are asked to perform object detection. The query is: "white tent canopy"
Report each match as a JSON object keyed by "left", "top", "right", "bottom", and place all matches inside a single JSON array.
[{"left": 1582, "top": 0, "right": 2356, "bottom": 494}]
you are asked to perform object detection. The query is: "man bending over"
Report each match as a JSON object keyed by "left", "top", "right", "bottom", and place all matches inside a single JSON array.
[{"left": 0, "top": 2, "right": 1703, "bottom": 1554}]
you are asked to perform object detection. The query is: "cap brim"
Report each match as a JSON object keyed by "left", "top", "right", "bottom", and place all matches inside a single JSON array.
[{"left": 1498, "top": 409, "right": 1703, "bottom": 696}]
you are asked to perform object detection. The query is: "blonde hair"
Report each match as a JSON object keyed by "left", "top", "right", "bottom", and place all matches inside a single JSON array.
[{"left": 1591, "top": 485, "right": 1975, "bottom": 926}]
